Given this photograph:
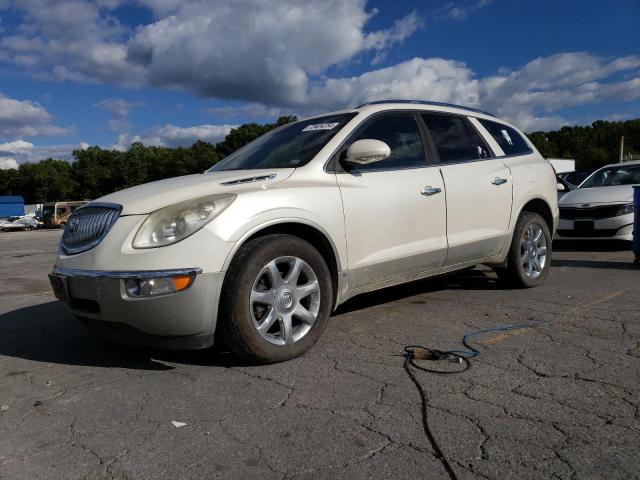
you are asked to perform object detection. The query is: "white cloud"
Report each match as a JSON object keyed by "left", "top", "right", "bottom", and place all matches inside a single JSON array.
[
  {"left": 1, "top": 1, "right": 638, "bottom": 134},
  {"left": 362, "top": 10, "right": 421, "bottom": 63},
  {"left": 206, "top": 103, "right": 287, "bottom": 121},
  {"left": 436, "top": 0, "right": 494, "bottom": 20},
  {"left": 0, "top": 158, "right": 18, "bottom": 169},
  {"left": 301, "top": 52, "right": 640, "bottom": 131},
  {"left": 112, "top": 124, "right": 236, "bottom": 150},
  {"left": 477, "top": 53, "right": 640, "bottom": 129},
  {"left": 94, "top": 98, "right": 142, "bottom": 132},
  {"left": 125, "top": 1, "right": 420, "bottom": 105},
  {"left": 2, "top": 0, "right": 420, "bottom": 105},
  {"left": 94, "top": 98, "right": 139, "bottom": 118},
  {"left": 1, "top": 0, "right": 144, "bottom": 85},
  {"left": 0, "top": 93, "right": 68, "bottom": 139},
  {"left": 0, "top": 139, "right": 79, "bottom": 165},
  {"left": 306, "top": 57, "right": 479, "bottom": 110}
]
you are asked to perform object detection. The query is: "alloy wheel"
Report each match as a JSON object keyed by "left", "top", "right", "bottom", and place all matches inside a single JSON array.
[
  {"left": 249, "top": 256, "right": 321, "bottom": 345},
  {"left": 520, "top": 222, "right": 547, "bottom": 279}
]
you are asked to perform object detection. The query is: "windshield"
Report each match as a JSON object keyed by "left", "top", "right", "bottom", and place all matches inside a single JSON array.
[
  {"left": 580, "top": 164, "right": 640, "bottom": 188},
  {"left": 210, "top": 113, "right": 356, "bottom": 171}
]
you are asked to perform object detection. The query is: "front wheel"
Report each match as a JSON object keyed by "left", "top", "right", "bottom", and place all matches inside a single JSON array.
[
  {"left": 495, "top": 212, "right": 552, "bottom": 288},
  {"left": 219, "top": 234, "right": 333, "bottom": 363}
]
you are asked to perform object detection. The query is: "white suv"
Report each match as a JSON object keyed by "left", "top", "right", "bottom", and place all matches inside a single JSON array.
[{"left": 50, "top": 100, "right": 558, "bottom": 363}]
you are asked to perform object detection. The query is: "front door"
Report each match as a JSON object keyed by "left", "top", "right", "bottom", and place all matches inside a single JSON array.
[{"left": 336, "top": 112, "right": 448, "bottom": 289}]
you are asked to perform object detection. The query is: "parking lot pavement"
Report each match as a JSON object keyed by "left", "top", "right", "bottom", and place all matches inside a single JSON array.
[{"left": 0, "top": 230, "right": 638, "bottom": 480}]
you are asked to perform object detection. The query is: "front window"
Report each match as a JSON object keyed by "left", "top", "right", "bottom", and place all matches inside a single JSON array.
[
  {"left": 210, "top": 113, "right": 356, "bottom": 171},
  {"left": 580, "top": 164, "right": 640, "bottom": 188},
  {"left": 347, "top": 113, "right": 427, "bottom": 171}
]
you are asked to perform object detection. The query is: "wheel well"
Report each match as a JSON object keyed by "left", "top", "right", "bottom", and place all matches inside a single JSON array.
[
  {"left": 240, "top": 223, "right": 340, "bottom": 307},
  {"left": 521, "top": 198, "right": 553, "bottom": 230}
]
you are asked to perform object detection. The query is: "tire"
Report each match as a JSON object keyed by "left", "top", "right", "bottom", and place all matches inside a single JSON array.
[
  {"left": 495, "top": 212, "right": 552, "bottom": 288},
  {"left": 219, "top": 234, "right": 333, "bottom": 363}
]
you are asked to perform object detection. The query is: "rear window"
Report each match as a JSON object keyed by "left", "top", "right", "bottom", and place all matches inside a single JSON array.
[{"left": 478, "top": 119, "right": 531, "bottom": 156}]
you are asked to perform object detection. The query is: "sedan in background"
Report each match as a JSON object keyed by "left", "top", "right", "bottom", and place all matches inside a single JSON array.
[{"left": 556, "top": 161, "right": 639, "bottom": 241}]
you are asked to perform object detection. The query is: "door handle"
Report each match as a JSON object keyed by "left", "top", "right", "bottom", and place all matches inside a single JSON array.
[
  {"left": 492, "top": 177, "right": 508, "bottom": 185},
  {"left": 421, "top": 186, "right": 442, "bottom": 196}
]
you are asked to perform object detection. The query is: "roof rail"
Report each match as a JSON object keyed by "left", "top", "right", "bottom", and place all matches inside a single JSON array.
[{"left": 355, "top": 99, "right": 495, "bottom": 117}]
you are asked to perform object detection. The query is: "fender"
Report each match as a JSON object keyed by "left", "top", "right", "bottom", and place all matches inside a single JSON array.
[{"left": 221, "top": 214, "right": 345, "bottom": 274}]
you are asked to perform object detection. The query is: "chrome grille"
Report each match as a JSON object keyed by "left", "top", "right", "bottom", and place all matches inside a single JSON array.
[{"left": 61, "top": 203, "right": 122, "bottom": 255}]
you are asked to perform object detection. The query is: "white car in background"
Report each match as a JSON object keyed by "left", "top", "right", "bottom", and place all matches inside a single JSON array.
[
  {"left": 556, "top": 160, "right": 639, "bottom": 241},
  {"left": 50, "top": 100, "right": 558, "bottom": 363},
  {"left": 0, "top": 215, "right": 38, "bottom": 231}
]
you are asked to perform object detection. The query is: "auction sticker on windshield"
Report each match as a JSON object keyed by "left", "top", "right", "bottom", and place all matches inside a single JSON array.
[{"left": 302, "top": 123, "right": 340, "bottom": 131}]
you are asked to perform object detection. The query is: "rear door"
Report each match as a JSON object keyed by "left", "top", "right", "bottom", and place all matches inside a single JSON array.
[
  {"left": 336, "top": 112, "right": 447, "bottom": 289},
  {"left": 420, "top": 113, "right": 513, "bottom": 265}
]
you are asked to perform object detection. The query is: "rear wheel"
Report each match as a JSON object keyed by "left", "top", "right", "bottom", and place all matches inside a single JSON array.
[
  {"left": 495, "top": 212, "right": 551, "bottom": 288},
  {"left": 219, "top": 234, "right": 333, "bottom": 363}
]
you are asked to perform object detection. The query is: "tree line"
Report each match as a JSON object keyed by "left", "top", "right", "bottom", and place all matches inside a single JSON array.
[
  {"left": 1, "top": 116, "right": 638, "bottom": 204},
  {"left": 528, "top": 119, "right": 639, "bottom": 170}
]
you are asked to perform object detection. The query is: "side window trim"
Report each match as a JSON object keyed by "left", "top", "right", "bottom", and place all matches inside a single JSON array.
[
  {"left": 418, "top": 111, "right": 495, "bottom": 166},
  {"left": 330, "top": 110, "right": 431, "bottom": 174}
]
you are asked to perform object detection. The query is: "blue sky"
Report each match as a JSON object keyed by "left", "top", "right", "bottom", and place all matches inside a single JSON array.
[{"left": 0, "top": 0, "right": 638, "bottom": 168}]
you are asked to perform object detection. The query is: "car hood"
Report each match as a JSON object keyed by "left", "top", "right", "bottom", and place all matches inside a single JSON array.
[
  {"left": 558, "top": 184, "right": 635, "bottom": 206},
  {"left": 95, "top": 169, "right": 295, "bottom": 215}
]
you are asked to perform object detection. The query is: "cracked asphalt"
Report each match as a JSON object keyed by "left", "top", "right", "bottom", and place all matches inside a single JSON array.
[{"left": 0, "top": 229, "right": 639, "bottom": 480}]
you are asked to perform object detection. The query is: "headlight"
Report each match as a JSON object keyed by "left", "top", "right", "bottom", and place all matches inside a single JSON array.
[
  {"left": 617, "top": 203, "right": 634, "bottom": 216},
  {"left": 132, "top": 194, "right": 236, "bottom": 248}
]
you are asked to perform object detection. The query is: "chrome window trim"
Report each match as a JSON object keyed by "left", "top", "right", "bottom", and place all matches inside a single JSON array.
[{"left": 51, "top": 266, "right": 203, "bottom": 279}]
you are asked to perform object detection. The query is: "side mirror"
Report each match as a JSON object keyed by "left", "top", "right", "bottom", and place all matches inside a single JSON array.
[
  {"left": 557, "top": 182, "right": 566, "bottom": 192},
  {"left": 344, "top": 139, "right": 391, "bottom": 166}
]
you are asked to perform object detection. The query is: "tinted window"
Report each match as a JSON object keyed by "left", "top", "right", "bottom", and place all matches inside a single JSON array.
[
  {"left": 421, "top": 114, "right": 491, "bottom": 163},
  {"left": 349, "top": 114, "right": 426, "bottom": 171},
  {"left": 479, "top": 119, "right": 531, "bottom": 156},
  {"left": 210, "top": 113, "right": 356, "bottom": 171}
]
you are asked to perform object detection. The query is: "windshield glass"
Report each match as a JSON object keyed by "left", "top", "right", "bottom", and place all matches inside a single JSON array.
[
  {"left": 209, "top": 113, "right": 356, "bottom": 171},
  {"left": 580, "top": 164, "right": 640, "bottom": 188}
]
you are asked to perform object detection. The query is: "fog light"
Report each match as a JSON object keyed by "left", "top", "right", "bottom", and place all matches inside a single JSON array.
[{"left": 124, "top": 275, "right": 194, "bottom": 298}]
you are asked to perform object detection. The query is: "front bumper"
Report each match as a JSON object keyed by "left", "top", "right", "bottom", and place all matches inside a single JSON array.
[
  {"left": 49, "top": 267, "right": 225, "bottom": 349},
  {"left": 555, "top": 214, "right": 634, "bottom": 241}
]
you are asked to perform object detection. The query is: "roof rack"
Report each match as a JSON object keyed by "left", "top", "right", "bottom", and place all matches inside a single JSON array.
[{"left": 355, "top": 100, "right": 495, "bottom": 117}]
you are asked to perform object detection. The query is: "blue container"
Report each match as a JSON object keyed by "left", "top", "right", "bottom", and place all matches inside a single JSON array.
[{"left": 634, "top": 186, "right": 640, "bottom": 262}]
